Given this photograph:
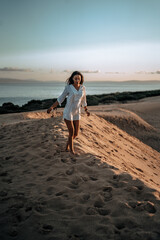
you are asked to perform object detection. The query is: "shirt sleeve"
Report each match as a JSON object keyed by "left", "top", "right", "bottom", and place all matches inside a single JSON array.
[
  {"left": 81, "top": 86, "right": 87, "bottom": 107},
  {"left": 57, "top": 85, "right": 69, "bottom": 106}
]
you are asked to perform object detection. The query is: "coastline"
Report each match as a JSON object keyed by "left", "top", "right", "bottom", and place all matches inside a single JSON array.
[{"left": 0, "top": 89, "right": 160, "bottom": 114}]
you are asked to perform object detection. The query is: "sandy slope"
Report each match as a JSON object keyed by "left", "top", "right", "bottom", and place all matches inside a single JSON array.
[
  {"left": 0, "top": 109, "right": 160, "bottom": 240},
  {"left": 89, "top": 96, "right": 160, "bottom": 152}
]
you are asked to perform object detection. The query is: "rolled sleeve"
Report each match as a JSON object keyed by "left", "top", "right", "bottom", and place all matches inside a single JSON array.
[{"left": 57, "top": 85, "right": 69, "bottom": 106}]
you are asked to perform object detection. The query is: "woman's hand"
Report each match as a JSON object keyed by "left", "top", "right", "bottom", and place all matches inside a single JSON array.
[
  {"left": 86, "top": 110, "right": 90, "bottom": 117},
  {"left": 47, "top": 107, "right": 53, "bottom": 114},
  {"left": 84, "top": 107, "right": 90, "bottom": 117},
  {"left": 47, "top": 101, "right": 59, "bottom": 114}
]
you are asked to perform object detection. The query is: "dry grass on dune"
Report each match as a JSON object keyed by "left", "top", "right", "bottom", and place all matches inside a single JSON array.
[{"left": 0, "top": 111, "right": 160, "bottom": 240}]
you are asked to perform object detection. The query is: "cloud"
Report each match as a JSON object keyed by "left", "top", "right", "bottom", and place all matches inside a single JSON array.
[
  {"left": 81, "top": 70, "right": 101, "bottom": 74},
  {"left": 105, "top": 72, "right": 125, "bottom": 74},
  {"left": 63, "top": 69, "right": 100, "bottom": 74},
  {"left": 135, "top": 70, "right": 160, "bottom": 74},
  {"left": 0, "top": 67, "right": 33, "bottom": 72},
  {"left": 135, "top": 71, "right": 147, "bottom": 74}
]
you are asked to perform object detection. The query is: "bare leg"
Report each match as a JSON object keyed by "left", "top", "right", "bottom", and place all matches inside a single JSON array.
[
  {"left": 64, "top": 119, "right": 75, "bottom": 154},
  {"left": 66, "top": 137, "right": 70, "bottom": 151},
  {"left": 73, "top": 120, "right": 80, "bottom": 139}
]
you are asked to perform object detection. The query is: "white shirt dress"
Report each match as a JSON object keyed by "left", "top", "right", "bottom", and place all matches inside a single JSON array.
[{"left": 57, "top": 84, "right": 87, "bottom": 121}]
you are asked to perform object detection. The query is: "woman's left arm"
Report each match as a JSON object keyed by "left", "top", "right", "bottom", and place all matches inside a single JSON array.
[{"left": 82, "top": 86, "right": 90, "bottom": 116}]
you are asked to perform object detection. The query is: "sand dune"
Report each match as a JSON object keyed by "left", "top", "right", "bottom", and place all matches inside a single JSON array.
[
  {"left": 0, "top": 107, "right": 160, "bottom": 239},
  {"left": 94, "top": 108, "right": 160, "bottom": 153},
  {"left": 89, "top": 96, "right": 160, "bottom": 152}
]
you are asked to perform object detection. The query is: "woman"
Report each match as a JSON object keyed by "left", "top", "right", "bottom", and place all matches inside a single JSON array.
[{"left": 47, "top": 71, "right": 90, "bottom": 155}]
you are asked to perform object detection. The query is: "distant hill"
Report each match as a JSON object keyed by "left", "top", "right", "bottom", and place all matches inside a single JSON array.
[
  {"left": 0, "top": 78, "right": 41, "bottom": 83},
  {"left": 0, "top": 78, "right": 160, "bottom": 84}
]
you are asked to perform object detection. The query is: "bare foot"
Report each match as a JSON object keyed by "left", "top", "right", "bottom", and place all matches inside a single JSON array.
[
  {"left": 65, "top": 146, "right": 70, "bottom": 152},
  {"left": 70, "top": 151, "right": 80, "bottom": 156},
  {"left": 70, "top": 150, "right": 76, "bottom": 155},
  {"left": 65, "top": 142, "right": 70, "bottom": 152}
]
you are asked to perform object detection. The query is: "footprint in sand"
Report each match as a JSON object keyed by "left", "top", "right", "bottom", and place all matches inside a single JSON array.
[
  {"left": 26, "top": 183, "right": 36, "bottom": 187},
  {"left": 89, "top": 176, "right": 98, "bottom": 181},
  {"left": 135, "top": 167, "right": 144, "bottom": 173},
  {"left": 2, "top": 178, "right": 12, "bottom": 183},
  {"left": 112, "top": 174, "right": 119, "bottom": 180},
  {"left": 85, "top": 160, "right": 96, "bottom": 167},
  {"left": 66, "top": 167, "right": 74, "bottom": 175},
  {"left": 34, "top": 203, "right": 46, "bottom": 214},
  {"left": 70, "top": 177, "right": 80, "bottom": 188},
  {"left": 0, "top": 171, "right": 8, "bottom": 177},
  {"left": 61, "top": 158, "right": 70, "bottom": 163},
  {"left": 101, "top": 186, "right": 113, "bottom": 201},
  {"left": 113, "top": 217, "right": 139, "bottom": 231},
  {"left": 43, "top": 154, "right": 52, "bottom": 160},
  {"left": 154, "top": 172, "right": 158, "bottom": 176},
  {"left": 136, "top": 185, "right": 144, "bottom": 191},
  {"left": 38, "top": 172, "right": 45, "bottom": 176},
  {"left": 68, "top": 183, "right": 79, "bottom": 190},
  {"left": 129, "top": 200, "right": 156, "bottom": 213},
  {"left": 98, "top": 208, "right": 110, "bottom": 216},
  {"left": 25, "top": 205, "right": 32, "bottom": 212},
  {"left": 55, "top": 191, "right": 65, "bottom": 196},
  {"left": 8, "top": 227, "right": 18, "bottom": 237},
  {"left": 5, "top": 156, "right": 13, "bottom": 161},
  {"left": 68, "top": 234, "right": 82, "bottom": 240},
  {"left": 46, "top": 187, "right": 54, "bottom": 195},
  {"left": 94, "top": 196, "right": 105, "bottom": 208},
  {"left": 39, "top": 224, "right": 54, "bottom": 234},
  {"left": 46, "top": 176, "right": 54, "bottom": 181},
  {"left": 82, "top": 194, "right": 90, "bottom": 201},
  {"left": 71, "top": 157, "right": 77, "bottom": 163},
  {"left": 86, "top": 207, "right": 97, "bottom": 215},
  {"left": 0, "top": 190, "right": 8, "bottom": 197},
  {"left": 144, "top": 201, "right": 156, "bottom": 213},
  {"left": 114, "top": 220, "right": 125, "bottom": 230}
]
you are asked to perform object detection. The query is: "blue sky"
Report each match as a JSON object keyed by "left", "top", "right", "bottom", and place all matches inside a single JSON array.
[{"left": 0, "top": 0, "right": 160, "bottom": 81}]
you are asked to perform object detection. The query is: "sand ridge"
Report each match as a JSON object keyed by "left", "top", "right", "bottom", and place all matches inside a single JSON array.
[
  {"left": 88, "top": 96, "right": 160, "bottom": 152},
  {"left": 0, "top": 108, "right": 160, "bottom": 240}
]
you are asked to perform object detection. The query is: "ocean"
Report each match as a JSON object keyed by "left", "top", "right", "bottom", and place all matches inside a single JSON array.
[{"left": 0, "top": 80, "right": 160, "bottom": 106}]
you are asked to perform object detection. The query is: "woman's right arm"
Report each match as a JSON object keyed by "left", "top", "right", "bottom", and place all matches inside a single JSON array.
[
  {"left": 47, "top": 85, "right": 69, "bottom": 114},
  {"left": 47, "top": 100, "right": 59, "bottom": 114}
]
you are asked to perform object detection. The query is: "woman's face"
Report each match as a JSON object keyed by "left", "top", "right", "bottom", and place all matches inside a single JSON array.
[{"left": 73, "top": 74, "right": 81, "bottom": 85}]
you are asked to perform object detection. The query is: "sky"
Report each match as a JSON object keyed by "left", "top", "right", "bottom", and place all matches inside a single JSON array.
[{"left": 0, "top": 0, "right": 160, "bottom": 81}]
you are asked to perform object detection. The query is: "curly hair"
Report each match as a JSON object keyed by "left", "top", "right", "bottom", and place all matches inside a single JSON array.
[{"left": 67, "top": 71, "right": 84, "bottom": 85}]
